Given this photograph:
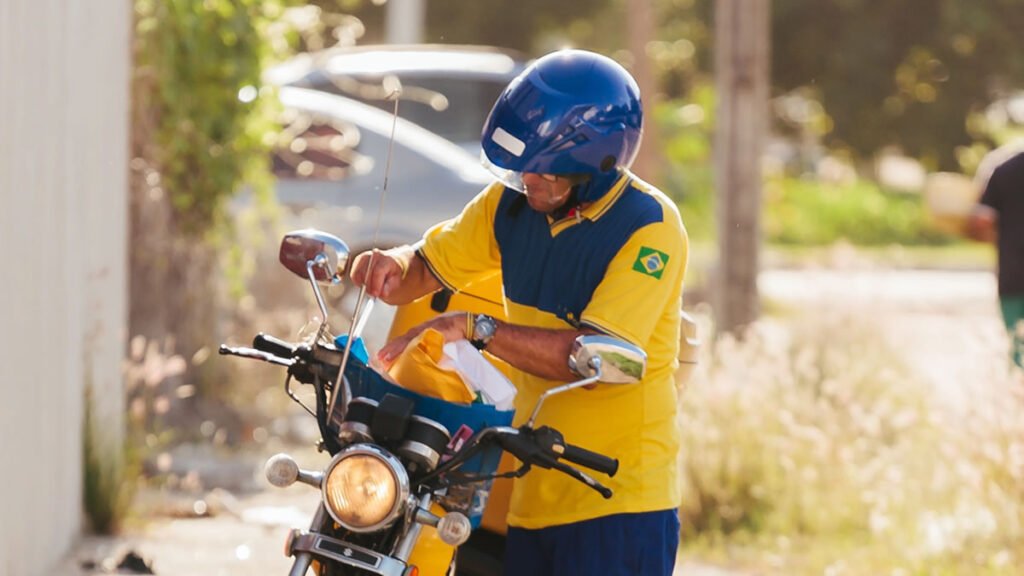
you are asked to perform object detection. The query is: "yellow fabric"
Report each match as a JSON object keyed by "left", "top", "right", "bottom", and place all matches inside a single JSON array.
[
  {"left": 418, "top": 172, "right": 689, "bottom": 529},
  {"left": 418, "top": 183, "right": 504, "bottom": 291},
  {"left": 387, "top": 328, "right": 475, "bottom": 403}
]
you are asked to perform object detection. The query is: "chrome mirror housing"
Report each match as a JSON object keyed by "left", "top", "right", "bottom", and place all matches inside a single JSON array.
[
  {"left": 279, "top": 229, "right": 350, "bottom": 284},
  {"left": 527, "top": 335, "right": 647, "bottom": 427},
  {"left": 569, "top": 335, "right": 647, "bottom": 384}
]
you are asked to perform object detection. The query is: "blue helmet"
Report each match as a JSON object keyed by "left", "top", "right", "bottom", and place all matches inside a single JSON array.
[{"left": 480, "top": 49, "right": 643, "bottom": 203}]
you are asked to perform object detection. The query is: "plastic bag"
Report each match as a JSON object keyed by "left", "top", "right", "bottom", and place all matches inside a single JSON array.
[{"left": 387, "top": 328, "right": 516, "bottom": 410}]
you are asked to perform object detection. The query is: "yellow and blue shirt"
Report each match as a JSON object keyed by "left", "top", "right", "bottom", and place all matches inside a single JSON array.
[{"left": 418, "top": 171, "right": 688, "bottom": 529}]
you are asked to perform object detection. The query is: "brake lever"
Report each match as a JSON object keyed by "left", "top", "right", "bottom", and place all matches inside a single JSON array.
[
  {"left": 487, "top": 428, "right": 613, "bottom": 498},
  {"left": 535, "top": 453, "right": 613, "bottom": 499},
  {"left": 219, "top": 344, "right": 295, "bottom": 367}
]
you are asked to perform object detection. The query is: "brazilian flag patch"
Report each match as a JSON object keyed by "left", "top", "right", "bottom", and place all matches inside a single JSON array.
[{"left": 632, "top": 246, "right": 670, "bottom": 279}]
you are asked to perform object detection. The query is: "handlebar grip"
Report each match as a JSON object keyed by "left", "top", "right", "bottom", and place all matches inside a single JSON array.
[
  {"left": 253, "top": 333, "right": 296, "bottom": 359},
  {"left": 560, "top": 444, "right": 618, "bottom": 477},
  {"left": 545, "top": 457, "right": 613, "bottom": 499}
]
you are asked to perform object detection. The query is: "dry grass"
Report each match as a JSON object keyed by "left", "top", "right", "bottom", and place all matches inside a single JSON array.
[{"left": 679, "top": 311, "right": 1024, "bottom": 574}]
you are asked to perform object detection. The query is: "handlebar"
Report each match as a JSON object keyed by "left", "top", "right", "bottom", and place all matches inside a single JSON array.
[
  {"left": 218, "top": 344, "right": 294, "bottom": 367},
  {"left": 226, "top": 333, "right": 618, "bottom": 497},
  {"left": 426, "top": 425, "right": 617, "bottom": 499},
  {"left": 222, "top": 332, "right": 341, "bottom": 386},
  {"left": 560, "top": 442, "right": 619, "bottom": 477},
  {"left": 253, "top": 333, "right": 297, "bottom": 358},
  {"left": 493, "top": 426, "right": 616, "bottom": 499}
]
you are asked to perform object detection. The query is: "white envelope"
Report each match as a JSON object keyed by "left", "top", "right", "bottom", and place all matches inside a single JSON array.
[{"left": 438, "top": 340, "right": 517, "bottom": 411}]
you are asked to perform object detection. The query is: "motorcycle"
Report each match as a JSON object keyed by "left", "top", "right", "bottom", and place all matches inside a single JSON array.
[{"left": 219, "top": 228, "right": 648, "bottom": 576}]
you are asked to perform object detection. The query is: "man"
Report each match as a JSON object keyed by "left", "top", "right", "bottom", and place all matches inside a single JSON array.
[
  {"left": 968, "top": 145, "right": 1024, "bottom": 369},
  {"left": 351, "top": 49, "right": 688, "bottom": 575}
]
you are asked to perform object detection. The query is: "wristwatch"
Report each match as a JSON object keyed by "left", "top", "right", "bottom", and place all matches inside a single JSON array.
[{"left": 469, "top": 313, "right": 497, "bottom": 350}]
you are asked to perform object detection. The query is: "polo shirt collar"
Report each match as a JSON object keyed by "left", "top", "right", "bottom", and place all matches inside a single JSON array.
[
  {"left": 579, "top": 171, "right": 632, "bottom": 222},
  {"left": 546, "top": 171, "right": 632, "bottom": 228}
]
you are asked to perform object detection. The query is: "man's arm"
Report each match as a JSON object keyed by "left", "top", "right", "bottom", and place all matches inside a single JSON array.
[
  {"left": 377, "top": 311, "right": 594, "bottom": 382},
  {"left": 482, "top": 320, "right": 597, "bottom": 382},
  {"left": 966, "top": 204, "right": 998, "bottom": 243},
  {"left": 969, "top": 161, "right": 1006, "bottom": 243}
]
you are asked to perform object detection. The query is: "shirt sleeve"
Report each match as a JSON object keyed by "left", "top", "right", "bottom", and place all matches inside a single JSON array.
[
  {"left": 580, "top": 211, "right": 688, "bottom": 347},
  {"left": 417, "top": 182, "right": 504, "bottom": 291},
  {"left": 980, "top": 163, "right": 1006, "bottom": 212}
]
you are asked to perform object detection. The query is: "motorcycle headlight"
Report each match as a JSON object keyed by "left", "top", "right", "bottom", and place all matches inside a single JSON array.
[{"left": 322, "top": 444, "right": 409, "bottom": 532}]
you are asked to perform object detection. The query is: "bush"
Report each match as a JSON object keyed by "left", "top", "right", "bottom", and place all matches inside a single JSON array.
[
  {"left": 679, "top": 313, "right": 1024, "bottom": 573},
  {"left": 83, "top": 384, "right": 139, "bottom": 535},
  {"left": 763, "top": 177, "right": 956, "bottom": 246}
]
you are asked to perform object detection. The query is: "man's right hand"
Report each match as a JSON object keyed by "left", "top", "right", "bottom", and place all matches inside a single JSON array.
[{"left": 349, "top": 248, "right": 410, "bottom": 300}]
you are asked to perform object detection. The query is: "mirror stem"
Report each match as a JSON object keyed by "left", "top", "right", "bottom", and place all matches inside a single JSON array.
[
  {"left": 526, "top": 358, "right": 603, "bottom": 428},
  {"left": 328, "top": 284, "right": 371, "bottom": 423},
  {"left": 306, "top": 255, "right": 331, "bottom": 337},
  {"left": 329, "top": 250, "right": 381, "bottom": 421}
]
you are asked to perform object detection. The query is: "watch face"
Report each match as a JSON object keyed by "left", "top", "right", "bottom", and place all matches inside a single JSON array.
[{"left": 474, "top": 314, "right": 497, "bottom": 342}]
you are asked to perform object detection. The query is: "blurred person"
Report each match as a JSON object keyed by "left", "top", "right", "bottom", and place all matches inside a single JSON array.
[
  {"left": 968, "top": 144, "right": 1024, "bottom": 369},
  {"left": 350, "top": 49, "right": 688, "bottom": 575}
]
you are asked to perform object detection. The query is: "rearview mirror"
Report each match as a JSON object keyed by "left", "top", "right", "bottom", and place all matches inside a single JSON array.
[
  {"left": 569, "top": 335, "right": 647, "bottom": 384},
  {"left": 279, "top": 229, "right": 350, "bottom": 284},
  {"left": 526, "top": 335, "right": 648, "bottom": 427}
]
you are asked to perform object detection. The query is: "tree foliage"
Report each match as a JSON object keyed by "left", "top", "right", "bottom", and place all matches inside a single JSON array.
[
  {"left": 340, "top": 0, "right": 1024, "bottom": 171},
  {"left": 772, "top": 0, "right": 1024, "bottom": 170},
  {"left": 134, "top": 0, "right": 284, "bottom": 236},
  {"left": 129, "top": 0, "right": 294, "bottom": 400}
]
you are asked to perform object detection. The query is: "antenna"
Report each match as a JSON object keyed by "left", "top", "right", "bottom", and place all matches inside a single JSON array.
[{"left": 328, "top": 76, "right": 403, "bottom": 422}]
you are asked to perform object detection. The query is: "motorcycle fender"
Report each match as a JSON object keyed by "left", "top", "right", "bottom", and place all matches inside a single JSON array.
[{"left": 407, "top": 503, "right": 456, "bottom": 575}]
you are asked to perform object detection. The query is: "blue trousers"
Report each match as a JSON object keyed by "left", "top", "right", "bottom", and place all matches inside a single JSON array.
[{"left": 503, "top": 509, "right": 680, "bottom": 576}]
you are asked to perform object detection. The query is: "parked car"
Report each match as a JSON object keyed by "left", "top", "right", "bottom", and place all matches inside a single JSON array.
[
  {"left": 264, "top": 44, "right": 528, "bottom": 155},
  {"left": 270, "top": 86, "right": 492, "bottom": 253}
]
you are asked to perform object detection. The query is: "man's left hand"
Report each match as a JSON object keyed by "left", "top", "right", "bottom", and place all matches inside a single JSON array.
[{"left": 376, "top": 312, "right": 469, "bottom": 368}]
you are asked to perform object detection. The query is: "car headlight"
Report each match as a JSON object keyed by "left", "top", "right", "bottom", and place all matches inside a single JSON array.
[{"left": 322, "top": 444, "right": 409, "bottom": 532}]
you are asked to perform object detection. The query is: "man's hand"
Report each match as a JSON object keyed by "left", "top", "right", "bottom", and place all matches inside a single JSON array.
[
  {"left": 349, "top": 248, "right": 411, "bottom": 300},
  {"left": 349, "top": 246, "right": 442, "bottom": 305},
  {"left": 377, "top": 312, "right": 469, "bottom": 368}
]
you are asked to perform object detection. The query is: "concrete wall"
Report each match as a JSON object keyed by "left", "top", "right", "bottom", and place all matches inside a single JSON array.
[{"left": 0, "top": 0, "right": 130, "bottom": 574}]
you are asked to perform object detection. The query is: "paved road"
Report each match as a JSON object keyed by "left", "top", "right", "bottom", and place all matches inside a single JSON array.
[
  {"left": 61, "top": 487, "right": 747, "bottom": 576},
  {"left": 760, "top": 268, "right": 1003, "bottom": 407}
]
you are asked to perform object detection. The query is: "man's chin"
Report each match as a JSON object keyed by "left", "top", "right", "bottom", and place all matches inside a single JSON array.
[{"left": 525, "top": 197, "right": 556, "bottom": 214}]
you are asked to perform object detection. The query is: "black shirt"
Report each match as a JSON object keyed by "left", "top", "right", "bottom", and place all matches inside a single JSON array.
[{"left": 981, "top": 151, "right": 1024, "bottom": 296}]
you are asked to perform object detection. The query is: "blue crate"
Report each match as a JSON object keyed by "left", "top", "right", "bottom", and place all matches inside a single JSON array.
[{"left": 334, "top": 336, "right": 514, "bottom": 525}]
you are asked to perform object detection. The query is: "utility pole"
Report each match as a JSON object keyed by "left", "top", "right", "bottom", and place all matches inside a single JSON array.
[
  {"left": 626, "top": 0, "right": 662, "bottom": 182},
  {"left": 386, "top": 0, "right": 426, "bottom": 44},
  {"left": 714, "top": 0, "right": 770, "bottom": 334}
]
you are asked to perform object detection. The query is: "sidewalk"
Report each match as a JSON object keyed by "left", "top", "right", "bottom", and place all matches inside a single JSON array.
[{"left": 60, "top": 488, "right": 321, "bottom": 576}]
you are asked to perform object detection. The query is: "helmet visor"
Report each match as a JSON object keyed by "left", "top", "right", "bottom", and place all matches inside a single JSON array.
[{"left": 481, "top": 152, "right": 525, "bottom": 192}]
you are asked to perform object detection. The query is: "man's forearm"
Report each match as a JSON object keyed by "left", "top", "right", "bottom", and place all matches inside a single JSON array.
[{"left": 485, "top": 321, "right": 591, "bottom": 382}]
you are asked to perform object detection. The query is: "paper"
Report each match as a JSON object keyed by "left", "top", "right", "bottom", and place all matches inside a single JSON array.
[{"left": 439, "top": 340, "right": 517, "bottom": 411}]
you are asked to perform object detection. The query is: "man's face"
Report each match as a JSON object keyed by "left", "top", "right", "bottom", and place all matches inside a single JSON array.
[{"left": 521, "top": 173, "right": 574, "bottom": 214}]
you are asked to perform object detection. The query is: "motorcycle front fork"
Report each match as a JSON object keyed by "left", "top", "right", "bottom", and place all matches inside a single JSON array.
[{"left": 288, "top": 504, "right": 327, "bottom": 576}]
